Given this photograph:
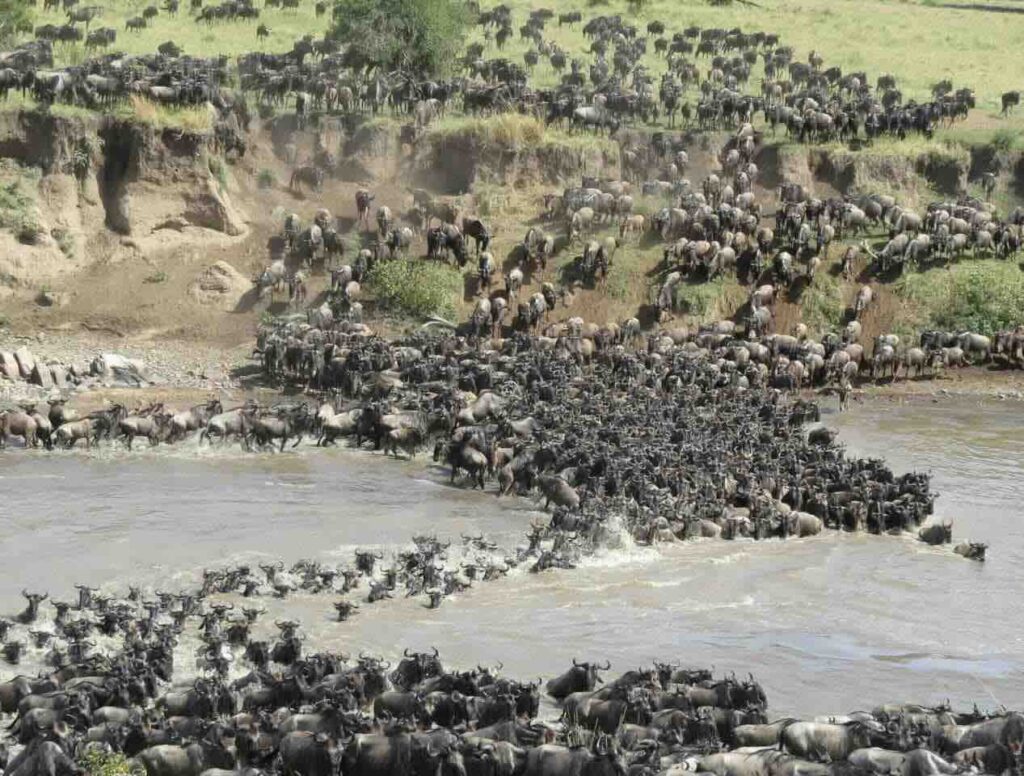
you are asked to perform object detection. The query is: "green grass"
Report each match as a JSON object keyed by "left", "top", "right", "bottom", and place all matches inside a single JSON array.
[
  {"left": 11, "top": 0, "right": 1024, "bottom": 143},
  {"left": 893, "top": 260, "right": 1024, "bottom": 333},
  {"left": 26, "top": 0, "right": 331, "bottom": 67},
  {"left": 482, "top": 0, "right": 1024, "bottom": 120}
]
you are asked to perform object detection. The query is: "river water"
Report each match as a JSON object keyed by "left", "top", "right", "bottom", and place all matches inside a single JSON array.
[{"left": 0, "top": 398, "right": 1021, "bottom": 717}]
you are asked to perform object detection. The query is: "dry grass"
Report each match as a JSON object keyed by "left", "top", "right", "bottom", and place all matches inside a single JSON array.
[{"left": 120, "top": 96, "right": 214, "bottom": 131}]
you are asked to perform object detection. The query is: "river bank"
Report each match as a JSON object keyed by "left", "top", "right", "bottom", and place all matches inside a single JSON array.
[{"left": 2, "top": 330, "right": 1024, "bottom": 416}]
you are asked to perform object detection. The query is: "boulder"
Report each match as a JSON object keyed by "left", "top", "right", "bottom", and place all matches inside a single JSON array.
[
  {"left": 14, "top": 347, "right": 36, "bottom": 379},
  {"left": 184, "top": 179, "right": 247, "bottom": 236},
  {"left": 90, "top": 353, "right": 148, "bottom": 384},
  {"left": 36, "top": 290, "right": 70, "bottom": 307},
  {"left": 0, "top": 351, "right": 19, "bottom": 380},
  {"left": 31, "top": 363, "right": 53, "bottom": 389},
  {"left": 189, "top": 261, "right": 250, "bottom": 310},
  {"left": 50, "top": 364, "right": 67, "bottom": 390}
]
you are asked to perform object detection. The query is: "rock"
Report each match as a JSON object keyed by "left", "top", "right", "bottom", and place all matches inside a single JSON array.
[
  {"left": 0, "top": 352, "right": 20, "bottom": 380},
  {"left": 184, "top": 179, "right": 247, "bottom": 236},
  {"left": 36, "top": 290, "right": 70, "bottom": 307},
  {"left": 90, "top": 353, "right": 148, "bottom": 382},
  {"left": 14, "top": 347, "right": 36, "bottom": 379},
  {"left": 31, "top": 363, "right": 53, "bottom": 389},
  {"left": 50, "top": 365, "right": 67, "bottom": 390},
  {"left": 154, "top": 216, "right": 190, "bottom": 232},
  {"left": 201, "top": 366, "right": 227, "bottom": 382},
  {"left": 189, "top": 261, "right": 250, "bottom": 310}
]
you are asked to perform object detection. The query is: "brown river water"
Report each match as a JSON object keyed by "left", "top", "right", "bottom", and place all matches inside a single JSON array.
[{"left": 0, "top": 398, "right": 1022, "bottom": 716}]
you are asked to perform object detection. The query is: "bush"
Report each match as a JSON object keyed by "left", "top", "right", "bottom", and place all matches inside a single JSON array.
[
  {"left": 257, "top": 169, "right": 276, "bottom": 189},
  {"left": 16, "top": 215, "right": 43, "bottom": 245},
  {"left": 0, "top": 179, "right": 32, "bottom": 230},
  {"left": 51, "top": 227, "right": 74, "bottom": 257},
  {"left": 144, "top": 271, "right": 168, "bottom": 284},
  {"left": 80, "top": 750, "right": 142, "bottom": 776},
  {"left": 801, "top": 273, "right": 845, "bottom": 335},
  {"left": 894, "top": 261, "right": 1024, "bottom": 333},
  {"left": 330, "top": 0, "right": 466, "bottom": 78},
  {"left": 367, "top": 259, "right": 461, "bottom": 319},
  {"left": 991, "top": 129, "right": 1021, "bottom": 153},
  {"left": 208, "top": 156, "right": 228, "bottom": 191},
  {"left": 0, "top": 0, "right": 33, "bottom": 47}
]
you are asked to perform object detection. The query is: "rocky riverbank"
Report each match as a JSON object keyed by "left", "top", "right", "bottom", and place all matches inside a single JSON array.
[{"left": 0, "top": 331, "right": 254, "bottom": 407}]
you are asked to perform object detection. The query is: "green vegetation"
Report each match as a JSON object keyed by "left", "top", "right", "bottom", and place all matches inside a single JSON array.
[
  {"left": 675, "top": 277, "right": 744, "bottom": 320},
  {"left": 368, "top": 259, "right": 462, "bottom": 319},
  {"left": 144, "top": 270, "right": 168, "bottom": 283},
  {"left": 894, "top": 261, "right": 1024, "bottom": 333},
  {"left": 80, "top": 750, "right": 142, "bottom": 776},
  {"left": 208, "top": 154, "right": 228, "bottom": 191},
  {"left": 0, "top": 177, "right": 43, "bottom": 245},
  {"left": 257, "top": 169, "right": 276, "bottom": 189},
  {"left": 51, "top": 227, "right": 75, "bottom": 257},
  {"left": 801, "top": 273, "right": 845, "bottom": 335},
  {"left": 329, "top": 0, "right": 465, "bottom": 77},
  {"left": 0, "top": 0, "right": 33, "bottom": 47}
]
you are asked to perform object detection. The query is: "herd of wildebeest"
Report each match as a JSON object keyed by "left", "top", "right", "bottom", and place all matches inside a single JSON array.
[
  {"left": 1, "top": 2, "right": 1021, "bottom": 775},
  {"left": 0, "top": 529, "right": 1010, "bottom": 776}
]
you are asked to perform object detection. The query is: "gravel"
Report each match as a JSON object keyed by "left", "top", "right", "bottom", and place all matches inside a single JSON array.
[{"left": 0, "top": 331, "right": 252, "bottom": 406}]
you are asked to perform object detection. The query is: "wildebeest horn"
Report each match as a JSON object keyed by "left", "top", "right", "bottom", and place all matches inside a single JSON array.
[
  {"left": 572, "top": 657, "right": 581, "bottom": 667},
  {"left": 431, "top": 646, "right": 439, "bottom": 657},
  {"left": 404, "top": 648, "right": 413, "bottom": 657},
  {"left": 599, "top": 660, "right": 611, "bottom": 670}
]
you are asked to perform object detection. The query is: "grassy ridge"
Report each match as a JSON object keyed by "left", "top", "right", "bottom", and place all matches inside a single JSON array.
[
  {"left": 27, "top": 0, "right": 330, "bottom": 65},
  {"left": 475, "top": 0, "right": 1024, "bottom": 119},
  {"left": 16, "top": 0, "right": 1024, "bottom": 125}
]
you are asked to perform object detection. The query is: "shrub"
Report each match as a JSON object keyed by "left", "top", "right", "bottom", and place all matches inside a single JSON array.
[
  {"left": 144, "top": 271, "right": 168, "bottom": 284},
  {"left": 257, "top": 169, "right": 276, "bottom": 189},
  {"left": 16, "top": 215, "right": 43, "bottom": 245},
  {"left": 894, "top": 261, "right": 1024, "bottom": 333},
  {"left": 51, "top": 227, "right": 74, "bottom": 257},
  {"left": 0, "top": 0, "right": 33, "bottom": 48},
  {"left": 801, "top": 273, "right": 845, "bottom": 335},
  {"left": 80, "top": 750, "right": 142, "bottom": 776},
  {"left": 367, "top": 259, "right": 461, "bottom": 319},
  {"left": 208, "top": 156, "right": 228, "bottom": 191},
  {"left": 991, "top": 129, "right": 1021, "bottom": 153}
]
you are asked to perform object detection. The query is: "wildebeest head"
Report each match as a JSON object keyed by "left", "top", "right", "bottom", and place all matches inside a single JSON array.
[
  {"left": 546, "top": 659, "right": 611, "bottom": 700},
  {"left": 391, "top": 648, "right": 443, "bottom": 690}
]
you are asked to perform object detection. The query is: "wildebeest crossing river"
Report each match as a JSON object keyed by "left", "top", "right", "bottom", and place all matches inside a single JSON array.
[{"left": 1, "top": 399, "right": 1021, "bottom": 717}]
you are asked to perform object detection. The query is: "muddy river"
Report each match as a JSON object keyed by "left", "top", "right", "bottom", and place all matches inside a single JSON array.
[{"left": 1, "top": 398, "right": 1021, "bottom": 716}]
